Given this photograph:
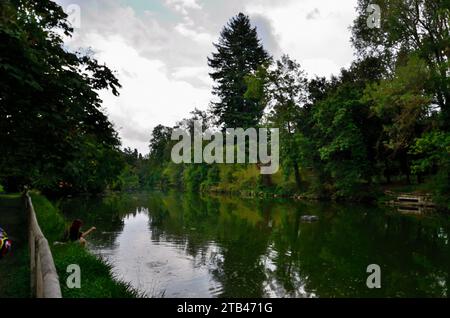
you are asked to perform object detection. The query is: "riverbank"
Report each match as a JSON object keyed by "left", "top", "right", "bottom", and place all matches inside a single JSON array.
[
  {"left": 202, "top": 181, "right": 448, "bottom": 213},
  {"left": 30, "top": 192, "right": 139, "bottom": 298},
  {"left": 147, "top": 163, "right": 448, "bottom": 212}
]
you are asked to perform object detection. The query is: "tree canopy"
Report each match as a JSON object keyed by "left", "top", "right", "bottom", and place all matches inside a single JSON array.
[{"left": 0, "top": 0, "right": 123, "bottom": 193}]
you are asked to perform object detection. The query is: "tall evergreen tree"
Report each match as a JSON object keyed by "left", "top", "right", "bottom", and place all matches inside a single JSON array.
[{"left": 208, "top": 13, "right": 271, "bottom": 129}]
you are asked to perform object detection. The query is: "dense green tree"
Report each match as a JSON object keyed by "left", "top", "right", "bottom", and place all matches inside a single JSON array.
[
  {"left": 245, "top": 55, "right": 308, "bottom": 188},
  {"left": 308, "top": 58, "right": 384, "bottom": 199},
  {"left": 352, "top": 1, "right": 448, "bottom": 199},
  {"left": 312, "top": 84, "right": 371, "bottom": 199},
  {"left": 122, "top": 148, "right": 141, "bottom": 166},
  {"left": 267, "top": 56, "right": 308, "bottom": 189},
  {"left": 176, "top": 108, "right": 211, "bottom": 134},
  {"left": 410, "top": 131, "right": 450, "bottom": 209},
  {"left": 0, "top": 0, "right": 122, "bottom": 193},
  {"left": 364, "top": 55, "right": 433, "bottom": 183},
  {"left": 60, "top": 137, "right": 124, "bottom": 194},
  {"left": 149, "top": 125, "right": 173, "bottom": 163},
  {"left": 145, "top": 125, "right": 174, "bottom": 188},
  {"left": 352, "top": 0, "right": 449, "bottom": 128},
  {"left": 115, "top": 148, "right": 148, "bottom": 191},
  {"left": 208, "top": 13, "right": 271, "bottom": 129},
  {"left": 116, "top": 164, "right": 141, "bottom": 192}
]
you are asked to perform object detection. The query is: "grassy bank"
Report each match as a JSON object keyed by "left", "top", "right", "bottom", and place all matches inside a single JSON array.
[
  {"left": 30, "top": 192, "right": 139, "bottom": 298},
  {"left": 0, "top": 194, "right": 29, "bottom": 298}
]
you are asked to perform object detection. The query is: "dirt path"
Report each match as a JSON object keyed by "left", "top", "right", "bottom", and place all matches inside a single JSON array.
[{"left": 0, "top": 195, "right": 29, "bottom": 298}]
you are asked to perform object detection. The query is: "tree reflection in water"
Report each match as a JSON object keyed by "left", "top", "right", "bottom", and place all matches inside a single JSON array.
[{"left": 59, "top": 191, "right": 449, "bottom": 298}]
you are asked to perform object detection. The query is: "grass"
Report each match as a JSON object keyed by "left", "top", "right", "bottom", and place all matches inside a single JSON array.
[
  {"left": 30, "top": 193, "right": 66, "bottom": 242},
  {"left": 30, "top": 192, "right": 139, "bottom": 298},
  {"left": 0, "top": 248, "right": 30, "bottom": 298},
  {"left": 0, "top": 193, "right": 30, "bottom": 298},
  {"left": 52, "top": 244, "right": 139, "bottom": 298}
]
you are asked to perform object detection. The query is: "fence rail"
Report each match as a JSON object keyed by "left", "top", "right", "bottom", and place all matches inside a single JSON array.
[{"left": 25, "top": 192, "right": 62, "bottom": 298}]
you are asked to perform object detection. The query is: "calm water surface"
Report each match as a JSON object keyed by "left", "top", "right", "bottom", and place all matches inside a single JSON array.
[{"left": 60, "top": 191, "right": 449, "bottom": 298}]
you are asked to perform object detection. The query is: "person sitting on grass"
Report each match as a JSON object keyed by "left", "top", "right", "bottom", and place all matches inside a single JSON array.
[
  {"left": 0, "top": 227, "right": 12, "bottom": 260},
  {"left": 67, "top": 219, "right": 96, "bottom": 247}
]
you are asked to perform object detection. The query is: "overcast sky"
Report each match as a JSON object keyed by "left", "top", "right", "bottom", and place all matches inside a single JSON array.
[{"left": 55, "top": 0, "right": 359, "bottom": 154}]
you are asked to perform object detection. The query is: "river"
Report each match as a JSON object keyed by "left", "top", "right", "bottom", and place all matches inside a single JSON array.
[{"left": 59, "top": 191, "right": 449, "bottom": 298}]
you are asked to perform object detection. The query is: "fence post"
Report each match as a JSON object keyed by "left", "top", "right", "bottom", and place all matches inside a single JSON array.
[
  {"left": 27, "top": 195, "right": 37, "bottom": 298},
  {"left": 25, "top": 192, "right": 62, "bottom": 298}
]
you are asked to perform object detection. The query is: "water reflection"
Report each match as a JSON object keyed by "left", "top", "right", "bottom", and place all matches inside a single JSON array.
[{"left": 59, "top": 191, "right": 449, "bottom": 298}]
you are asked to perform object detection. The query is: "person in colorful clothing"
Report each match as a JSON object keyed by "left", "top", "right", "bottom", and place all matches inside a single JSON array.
[{"left": 0, "top": 227, "right": 12, "bottom": 260}]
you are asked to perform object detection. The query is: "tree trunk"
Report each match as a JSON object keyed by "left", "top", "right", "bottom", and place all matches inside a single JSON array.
[{"left": 293, "top": 160, "right": 302, "bottom": 189}]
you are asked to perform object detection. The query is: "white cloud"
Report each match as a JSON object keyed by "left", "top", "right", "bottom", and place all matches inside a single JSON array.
[
  {"left": 56, "top": 0, "right": 358, "bottom": 154},
  {"left": 301, "top": 58, "right": 344, "bottom": 78},
  {"left": 74, "top": 33, "right": 212, "bottom": 153},
  {"left": 174, "top": 23, "right": 214, "bottom": 44},
  {"left": 245, "top": 0, "right": 357, "bottom": 78},
  {"left": 165, "top": 0, "right": 202, "bottom": 14},
  {"left": 171, "top": 66, "right": 212, "bottom": 87}
]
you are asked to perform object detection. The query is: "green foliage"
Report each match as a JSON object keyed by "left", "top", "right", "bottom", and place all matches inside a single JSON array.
[
  {"left": 56, "top": 138, "right": 125, "bottom": 194},
  {"left": 244, "top": 64, "right": 270, "bottom": 103},
  {"left": 0, "top": 0, "right": 123, "bottom": 194},
  {"left": 161, "top": 163, "right": 180, "bottom": 188},
  {"left": 352, "top": 0, "right": 450, "bottom": 127},
  {"left": 30, "top": 192, "right": 66, "bottom": 242},
  {"left": 312, "top": 82, "right": 372, "bottom": 199},
  {"left": 184, "top": 165, "right": 209, "bottom": 192},
  {"left": 149, "top": 125, "right": 173, "bottom": 163},
  {"left": 116, "top": 164, "right": 140, "bottom": 191},
  {"left": 364, "top": 55, "right": 432, "bottom": 154},
  {"left": 204, "top": 165, "right": 221, "bottom": 187},
  {"left": 411, "top": 132, "right": 450, "bottom": 173},
  {"left": 411, "top": 131, "right": 450, "bottom": 209},
  {"left": 53, "top": 244, "right": 139, "bottom": 298},
  {"left": 267, "top": 55, "right": 308, "bottom": 189}
]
